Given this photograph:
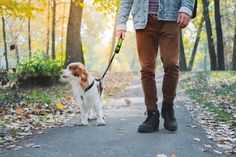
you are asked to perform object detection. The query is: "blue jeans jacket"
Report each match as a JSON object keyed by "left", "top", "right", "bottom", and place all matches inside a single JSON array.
[{"left": 117, "top": 0, "right": 195, "bottom": 30}]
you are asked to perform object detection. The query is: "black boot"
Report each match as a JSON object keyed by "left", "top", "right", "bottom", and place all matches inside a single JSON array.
[
  {"left": 161, "top": 101, "right": 177, "bottom": 131},
  {"left": 138, "top": 110, "right": 160, "bottom": 133}
]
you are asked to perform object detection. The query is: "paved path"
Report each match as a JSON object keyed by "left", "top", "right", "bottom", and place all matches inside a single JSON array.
[{"left": 0, "top": 75, "right": 232, "bottom": 157}]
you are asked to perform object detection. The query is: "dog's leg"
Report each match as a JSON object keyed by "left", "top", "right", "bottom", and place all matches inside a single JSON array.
[
  {"left": 88, "top": 109, "right": 97, "bottom": 120},
  {"left": 95, "top": 101, "right": 105, "bottom": 126},
  {"left": 77, "top": 97, "right": 89, "bottom": 126},
  {"left": 80, "top": 104, "right": 89, "bottom": 126}
]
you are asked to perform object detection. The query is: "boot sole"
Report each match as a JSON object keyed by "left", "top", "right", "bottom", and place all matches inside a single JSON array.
[
  {"left": 164, "top": 123, "right": 177, "bottom": 131},
  {"left": 138, "top": 127, "right": 159, "bottom": 133}
]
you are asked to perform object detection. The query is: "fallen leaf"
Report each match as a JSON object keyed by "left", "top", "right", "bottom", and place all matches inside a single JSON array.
[
  {"left": 170, "top": 154, "right": 176, "bottom": 157},
  {"left": 56, "top": 103, "right": 64, "bottom": 110},
  {"left": 15, "top": 108, "right": 24, "bottom": 115},
  {"left": 65, "top": 96, "right": 72, "bottom": 100},
  {"left": 204, "top": 144, "right": 212, "bottom": 148},
  {"left": 156, "top": 154, "right": 167, "bottom": 157},
  {"left": 190, "top": 125, "right": 197, "bottom": 128},
  {"left": 32, "top": 144, "right": 41, "bottom": 148},
  {"left": 124, "top": 99, "right": 132, "bottom": 105},
  {"left": 6, "top": 144, "right": 16, "bottom": 149},
  {"left": 213, "top": 150, "right": 222, "bottom": 154},
  {"left": 25, "top": 143, "right": 35, "bottom": 148},
  {"left": 116, "top": 128, "right": 124, "bottom": 131},
  {"left": 193, "top": 137, "right": 200, "bottom": 142}
]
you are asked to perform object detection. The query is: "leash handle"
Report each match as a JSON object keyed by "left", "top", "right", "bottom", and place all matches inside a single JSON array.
[{"left": 115, "top": 36, "right": 123, "bottom": 53}]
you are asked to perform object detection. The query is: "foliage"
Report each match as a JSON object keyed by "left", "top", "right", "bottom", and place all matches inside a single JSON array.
[
  {"left": 93, "top": 0, "right": 120, "bottom": 15},
  {"left": 17, "top": 54, "right": 63, "bottom": 80},
  {"left": 0, "top": 0, "right": 46, "bottom": 18},
  {"left": 181, "top": 72, "right": 236, "bottom": 121}
]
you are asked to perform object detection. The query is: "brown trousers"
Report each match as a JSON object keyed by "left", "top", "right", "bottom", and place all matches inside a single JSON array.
[{"left": 136, "top": 15, "right": 180, "bottom": 111}]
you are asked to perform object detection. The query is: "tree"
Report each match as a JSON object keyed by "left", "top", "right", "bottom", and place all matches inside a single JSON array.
[
  {"left": 188, "top": 16, "right": 204, "bottom": 71},
  {"left": 8, "top": 19, "right": 24, "bottom": 64},
  {"left": 65, "top": 0, "right": 84, "bottom": 65},
  {"left": 233, "top": 3, "right": 236, "bottom": 70},
  {"left": 28, "top": 0, "right": 32, "bottom": 59},
  {"left": 60, "top": 0, "right": 67, "bottom": 55},
  {"left": 214, "top": 0, "right": 225, "bottom": 70},
  {"left": 51, "top": 0, "right": 56, "bottom": 59},
  {"left": 2, "top": 17, "right": 9, "bottom": 70},
  {"left": 46, "top": 0, "right": 51, "bottom": 55},
  {"left": 179, "top": 30, "right": 187, "bottom": 71},
  {"left": 202, "top": 0, "right": 217, "bottom": 70}
]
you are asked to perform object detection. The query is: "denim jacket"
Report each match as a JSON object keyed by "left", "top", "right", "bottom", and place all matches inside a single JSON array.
[{"left": 117, "top": 0, "right": 195, "bottom": 30}]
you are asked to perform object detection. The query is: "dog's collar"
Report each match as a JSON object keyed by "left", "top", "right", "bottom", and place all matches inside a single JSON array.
[{"left": 84, "top": 79, "right": 95, "bottom": 92}]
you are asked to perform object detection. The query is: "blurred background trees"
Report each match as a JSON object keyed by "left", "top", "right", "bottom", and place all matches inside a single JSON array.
[{"left": 0, "top": 0, "right": 235, "bottom": 72}]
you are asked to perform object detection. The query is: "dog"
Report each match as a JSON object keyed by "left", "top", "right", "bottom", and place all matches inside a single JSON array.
[{"left": 60, "top": 62, "right": 105, "bottom": 126}]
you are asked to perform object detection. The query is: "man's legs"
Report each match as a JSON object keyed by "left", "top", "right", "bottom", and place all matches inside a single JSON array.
[
  {"left": 136, "top": 15, "right": 160, "bottom": 133},
  {"left": 159, "top": 21, "right": 180, "bottom": 131}
]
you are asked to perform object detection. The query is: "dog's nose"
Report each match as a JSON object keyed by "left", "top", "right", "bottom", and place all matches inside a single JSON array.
[{"left": 60, "top": 71, "right": 63, "bottom": 75}]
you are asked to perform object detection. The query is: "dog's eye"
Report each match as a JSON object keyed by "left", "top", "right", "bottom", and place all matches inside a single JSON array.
[{"left": 69, "top": 66, "right": 72, "bottom": 70}]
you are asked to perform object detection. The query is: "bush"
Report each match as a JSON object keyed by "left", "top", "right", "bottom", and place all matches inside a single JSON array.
[{"left": 17, "top": 54, "right": 63, "bottom": 86}]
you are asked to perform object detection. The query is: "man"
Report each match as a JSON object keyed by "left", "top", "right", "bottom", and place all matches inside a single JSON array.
[{"left": 116, "top": 0, "right": 195, "bottom": 133}]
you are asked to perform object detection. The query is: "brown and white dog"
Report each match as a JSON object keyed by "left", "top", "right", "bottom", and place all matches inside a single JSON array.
[{"left": 60, "top": 62, "right": 105, "bottom": 126}]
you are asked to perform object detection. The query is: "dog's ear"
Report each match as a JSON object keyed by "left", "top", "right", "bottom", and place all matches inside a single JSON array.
[
  {"left": 72, "top": 66, "right": 88, "bottom": 82},
  {"left": 73, "top": 68, "right": 80, "bottom": 77},
  {"left": 80, "top": 67, "right": 88, "bottom": 82}
]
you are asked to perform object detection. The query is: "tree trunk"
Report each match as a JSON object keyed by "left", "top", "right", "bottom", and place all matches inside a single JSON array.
[
  {"left": 46, "top": 0, "right": 51, "bottom": 55},
  {"left": 15, "top": 37, "right": 19, "bottom": 64},
  {"left": 214, "top": 0, "right": 225, "bottom": 70},
  {"left": 233, "top": 4, "right": 236, "bottom": 70},
  {"left": 108, "top": 12, "right": 118, "bottom": 71},
  {"left": 51, "top": 0, "right": 56, "bottom": 59},
  {"left": 65, "top": 0, "right": 84, "bottom": 65},
  {"left": 2, "top": 17, "right": 9, "bottom": 70},
  {"left": 179, "top": 30, "right": 187, "bottom": 71},
  {"left": 188, "top": 16, "right": 204, "bottom": 71},
  {"left": 60, "top": 0, "right": 66, "bottom": 65},
  {"left": 202, "top": 0, "right": 217, "bottom": 70},
  {"left": 28, "top": 0, "right": 32, "bottom": 59}
]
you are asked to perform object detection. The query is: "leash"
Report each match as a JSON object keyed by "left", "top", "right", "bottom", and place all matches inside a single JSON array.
[
  {"left": 90, "top": 36, "right": 123, "bottom": 96},
  {"left": 100, "top": 36, "right": 123, "bottom": 80}
]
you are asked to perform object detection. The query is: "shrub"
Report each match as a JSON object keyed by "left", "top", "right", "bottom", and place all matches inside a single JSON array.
[{"left": 17, "top": 54, "right": 63, "bottom": 80}]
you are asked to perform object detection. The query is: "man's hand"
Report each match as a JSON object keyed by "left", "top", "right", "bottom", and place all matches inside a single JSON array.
[
  {"left": 177, "top": 12, "right": 190, "bottom": 28},
  {"left": 116, "top": 30, "right": 126, "bottom": 39}
]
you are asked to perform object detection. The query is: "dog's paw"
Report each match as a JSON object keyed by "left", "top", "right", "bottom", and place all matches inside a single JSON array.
[
  {"left": 96, "top": 122, "right": 106, "bottom": 126},
  {"left": 78, "top": 121, "right": 89, "bottom": 126},
  {"left": 96, "top": 120, "right": 106, "bottom": 126},
  {"left": 78, "top": 123, "right": 88, "bottom": 126}
]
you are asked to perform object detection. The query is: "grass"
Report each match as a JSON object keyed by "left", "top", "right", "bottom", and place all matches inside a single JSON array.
[
  {"left": 0, "top": 82, "right": 69, "bottom": 106},
  {"left": 181, "top": 71, "right": 236, "bottom": 122}
]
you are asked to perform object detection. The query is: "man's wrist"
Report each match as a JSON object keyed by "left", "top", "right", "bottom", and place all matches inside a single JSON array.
[
  {"left": 116, "top": 24, "right": 127, "bottom": 31},
  {"left": 178, "top": 6, "right": 192, "bottom": 17}
]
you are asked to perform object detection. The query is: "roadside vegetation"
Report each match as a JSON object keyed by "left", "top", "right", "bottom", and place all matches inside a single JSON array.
[{"left": 181, "top": 71, "right": 236, "bottom": 123}]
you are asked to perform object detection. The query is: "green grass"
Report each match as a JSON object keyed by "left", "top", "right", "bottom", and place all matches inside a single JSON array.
[
  {"left": 0, "top": 81, "right": 69, "bottom": 106},
  {"left": 181, "top": 71, "right": 236, "bottom": 122}
]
